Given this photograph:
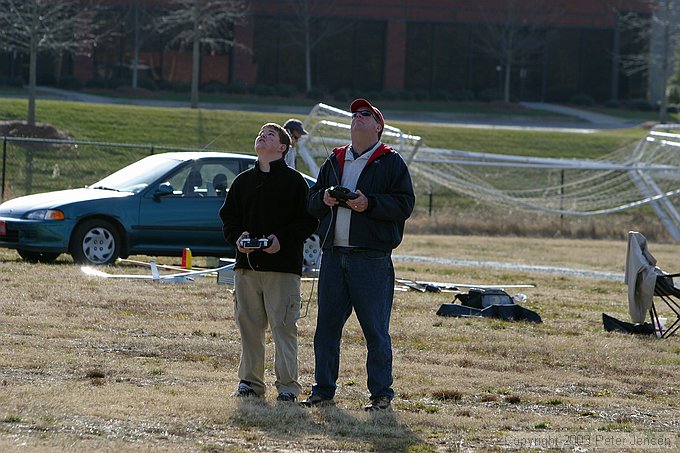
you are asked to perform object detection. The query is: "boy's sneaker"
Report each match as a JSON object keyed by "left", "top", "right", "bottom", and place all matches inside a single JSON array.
[
  {"left": 299, "top": 393, "right": 335, "bottom": 407},
  {"left": 234, "top": 381, "right": 258, "bottom": 398},
  {"left": 276, "top": 392, "right": 297, "bottom": 403},
  {"left": 364, "top": 395, "right": 391, "bottom": 411}
]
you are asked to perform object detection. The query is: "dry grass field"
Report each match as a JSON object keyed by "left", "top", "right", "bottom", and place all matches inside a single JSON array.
[{"left": 1, "top": 234, "right": 679, "bottom": 452}]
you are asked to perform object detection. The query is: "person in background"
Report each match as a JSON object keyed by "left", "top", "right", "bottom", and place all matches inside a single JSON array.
[
  {"left": 283, "top": 118, "right": 308, "bottom": 169},
  {"left": 220, "top": 122, "right": 318, "bottom": 403},
  {"left": 303, "top": 99, "right": 415, "bottom": 411}
]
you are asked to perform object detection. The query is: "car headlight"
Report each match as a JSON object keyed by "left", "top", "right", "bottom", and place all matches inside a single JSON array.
[{"left": 25, "top": 209, "right": 65, "bottom": 220}]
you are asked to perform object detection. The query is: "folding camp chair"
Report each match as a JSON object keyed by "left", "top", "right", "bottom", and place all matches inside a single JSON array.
[
  {"left": 650, "top": 272, "right": 680, "bottom": 337},
  {"left": 625, "top": 231, "right": 680, "bottom": 338}
]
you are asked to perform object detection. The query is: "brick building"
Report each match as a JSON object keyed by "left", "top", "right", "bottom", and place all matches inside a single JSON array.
[
  {"left": 238, "top": 0, "right": 654, "bottom": 102},
  {"left": 1, "top": 0, "right": 656, "bottom": 103}
]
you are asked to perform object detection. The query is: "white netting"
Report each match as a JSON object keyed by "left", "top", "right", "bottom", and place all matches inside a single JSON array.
[
  {"left": 408, "top": 127, "right": 680, "bottom": 216},
  {"left": 299, "top": 103, "right": 680, "bottom": 239},
  {"left": 298, "top": 103, "right": 422, "bottom": 176}
]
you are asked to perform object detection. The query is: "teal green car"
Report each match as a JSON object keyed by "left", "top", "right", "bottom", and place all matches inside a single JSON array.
[{"left": 0, "top": 152, "right": 317, "bottom": 265}]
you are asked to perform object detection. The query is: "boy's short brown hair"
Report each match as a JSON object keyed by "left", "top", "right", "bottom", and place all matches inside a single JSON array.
[{"left": 261, "top": 123, "right": 292, "bottom": 156}]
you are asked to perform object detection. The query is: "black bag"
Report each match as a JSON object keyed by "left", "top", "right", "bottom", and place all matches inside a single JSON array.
[
  {"left": 602, "top": 313, "right": 654, "bottom": 335},
  {"left": 455, "top": 288, "right": 514, "bottom": 309},
  {"left": 438, "top": 287, "right": 543, "bottom": 323}
]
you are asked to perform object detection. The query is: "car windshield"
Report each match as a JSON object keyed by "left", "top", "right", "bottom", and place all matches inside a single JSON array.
[{"left": 89, "top": 155, "right": 182, "bottom": 193}]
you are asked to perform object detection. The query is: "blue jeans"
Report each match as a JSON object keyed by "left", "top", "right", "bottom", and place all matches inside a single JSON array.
[{"left": 312, "top": 247, "right": 395, "bottom": 400}]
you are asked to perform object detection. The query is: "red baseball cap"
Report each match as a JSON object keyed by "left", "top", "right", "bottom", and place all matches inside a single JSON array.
[{"left": 350, "top": 98, "right": 384, "bottom": 130}]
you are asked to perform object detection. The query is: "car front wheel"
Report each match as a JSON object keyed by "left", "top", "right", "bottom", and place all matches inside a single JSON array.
[
  {"left": 70, "top": 219, "right": 121, "bottom": 265},
  {"left": 303, "top": 234, "right": 322, "bottom": 270}
]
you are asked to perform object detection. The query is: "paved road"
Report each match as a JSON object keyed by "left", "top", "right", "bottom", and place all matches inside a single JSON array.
[
  {"left": 27, "top": 86, "right": 313, "bottom": 115},
  {"left": 26, "top": 86, "right": 639, "bottom": 133}
]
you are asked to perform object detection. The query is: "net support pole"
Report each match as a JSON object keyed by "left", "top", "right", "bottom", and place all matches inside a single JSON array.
[
  {"left": 629, "top": 170, "right": 680, "bottom": 241},
  {"left": 1, "top": 136, "right": 6, "bottom": 201}
]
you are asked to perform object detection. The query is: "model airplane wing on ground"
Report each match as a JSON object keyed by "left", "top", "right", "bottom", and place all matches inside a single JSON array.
[
  {"left": 81, "top": 260, "right": 236, "bottom": 283},
  {"left": 116, "top": 257, "right": 204, "bottom": 272},
  {"left": 82, "top": 266, "right": 157, "bottom": 280},
  {"left": 419, "top": 281, "right": 536, "bottom": 289},
  {"left": 395, "top": 277, "right": 535, "bottom": 293}
]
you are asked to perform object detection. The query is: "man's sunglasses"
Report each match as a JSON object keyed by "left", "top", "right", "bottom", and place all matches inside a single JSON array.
[{"left": 352, "top": 110, "right": 375, "bottom": 119}]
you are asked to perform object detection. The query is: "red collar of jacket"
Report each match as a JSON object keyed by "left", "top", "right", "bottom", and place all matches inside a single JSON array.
[{"left": 332, "top": 143, "right": 392, "bottom": 177}]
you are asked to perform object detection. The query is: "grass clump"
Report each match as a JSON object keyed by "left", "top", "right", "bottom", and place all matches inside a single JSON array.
[{"left": 2, "top": 415, "right": 22, "bottom": 423}]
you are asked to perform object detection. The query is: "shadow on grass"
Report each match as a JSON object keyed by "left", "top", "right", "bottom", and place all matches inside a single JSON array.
[
  {"left": 0, "top": 255, "right": 75, "bottom": 265},
  {"left": 231, "top": 397, "right": 425, "bottom": 452}
]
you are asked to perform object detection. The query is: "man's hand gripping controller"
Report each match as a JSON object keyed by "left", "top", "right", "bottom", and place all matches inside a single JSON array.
[{"left": 328, "top": 186, "right": 358, "bottom": 208}]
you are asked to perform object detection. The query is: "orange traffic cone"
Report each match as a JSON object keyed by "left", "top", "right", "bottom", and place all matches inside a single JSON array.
[{"left": 181, "top": 248, "right": 192, "bottom": 269}]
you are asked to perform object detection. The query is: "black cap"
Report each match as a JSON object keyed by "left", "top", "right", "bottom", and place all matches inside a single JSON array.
[{"left": 283, "top": 119, "right": 308, "bottom": 135}]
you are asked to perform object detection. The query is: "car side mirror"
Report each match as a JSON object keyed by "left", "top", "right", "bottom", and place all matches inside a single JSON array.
[{"left": 153, "top": 182, "right": 174, "bottom": 199}]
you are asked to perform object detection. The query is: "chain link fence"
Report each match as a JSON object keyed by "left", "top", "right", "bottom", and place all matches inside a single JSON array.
[{"left": 1, "top": 137, "right": 219, "bottom": 202}]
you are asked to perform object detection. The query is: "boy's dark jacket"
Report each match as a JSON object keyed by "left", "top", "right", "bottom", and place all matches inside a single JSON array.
[
  {"left": 220, "top": 159, "right": 318, "bottom": 275},
  {"left": 308, "top": 143, "right": 415, "bottom": 252}
]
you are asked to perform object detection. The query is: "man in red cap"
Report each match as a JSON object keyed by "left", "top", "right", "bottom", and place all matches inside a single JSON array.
[{"left": 303, "top": 99, "right": 415, "bottom": 411}]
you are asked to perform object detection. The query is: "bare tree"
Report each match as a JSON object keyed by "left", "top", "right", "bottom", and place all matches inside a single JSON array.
[
  {"left": 671, "top": 41, "right": 680, "bottom": 103},
  {"left": 122, "top": 0, "right": 154, "bottom": 89},
  {"left": 0, "top": 0, "right": 97, "bottom": 125},
  {"left": 471, "top": 0, "right": 562, "bottom": 103},
  {"left": 115, "top": 1, "right": 156, "bottom": 89},
  {"left": 280, "top": 0, "right": 349, "bottom": 94},
  {"left": 153, "top": 0, "right": 248, "bottom": 108},
  {"left": 613, "top": 0, "right": 680, "bottom": 123}
]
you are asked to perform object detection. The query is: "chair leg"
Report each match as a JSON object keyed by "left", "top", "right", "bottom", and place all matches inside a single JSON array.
[
  {"left": 665, "top": 320, "right": 680, "bottom": 337},
  {"left": 650, "top": 300, "right": 680, "bottom": 338},
  {"left": 649, "top": 303, "right": 664, "bottom": 338},
  {"left": 658, "top": 295, "right": 680, "bottom": 338}
]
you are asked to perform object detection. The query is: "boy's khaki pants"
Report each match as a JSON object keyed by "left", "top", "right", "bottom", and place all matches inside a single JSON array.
[{"left": 234, "top": 269, "right": 302, "bottom": 396}]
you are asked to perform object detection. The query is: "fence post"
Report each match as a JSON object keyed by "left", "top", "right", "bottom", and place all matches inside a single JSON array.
[
  {"left": 560, "top": 169, "right": 565, "bottom": 230},
  {"left": 1, "top": 137, "right": 6, "bottom": 201}
]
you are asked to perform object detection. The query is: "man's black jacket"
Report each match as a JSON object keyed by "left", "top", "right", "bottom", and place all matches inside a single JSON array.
[{"left": 308, "top": 143, "right": 414, "bottom": 252}]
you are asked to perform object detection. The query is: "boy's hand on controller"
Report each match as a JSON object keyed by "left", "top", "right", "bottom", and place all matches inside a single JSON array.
[
  {"left": 263, "top": 235, "right": 280, "bottom": 254},
  {"left": 237, "top": 231, "right": 252, "bottom": 253}
]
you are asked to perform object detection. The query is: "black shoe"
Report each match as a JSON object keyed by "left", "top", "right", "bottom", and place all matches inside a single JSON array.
[
  {"left": 234, "top": 382, "right": 258, "bottom": 398},
  {"left": 299, "top": 394, "right": 335, "bottom": 407},
  {"left": 276, "top": 392, "right": 297, "bottom": 403},
  {"left": 364, "top": 395, "right": 391, "bottom": 411}
]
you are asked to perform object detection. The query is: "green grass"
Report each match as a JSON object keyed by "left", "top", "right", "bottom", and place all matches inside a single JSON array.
[
  {"left": 588, "top": 105, "right": 678, "bottom": 122},
  {"left": 0, "top": 97, "right": 649, "bottom": 198},
  {"left": 379, "top": 100, "right": 570, "bottom": 117},
  {"left": 0, "top": 98, "right": 292, "bottom": 152},
  {"left": 0, "top": 97, "right": 656, "bottom": 233},
  {"left": 13, "top": 85, "right": 674, "bottom": 122},
  {"left": 0, "top": 98, "right": 648, "bottom": 160},
  {"left": 395, "top": 122, "right": 646, "bottom": 157},
  {"left": 76, "top": 87, "right": 323, "bottom": 108}
]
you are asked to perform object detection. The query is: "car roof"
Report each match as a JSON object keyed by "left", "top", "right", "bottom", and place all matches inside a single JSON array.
[
  {"left": 151, "top": 151, "right": 257, "bottom": 162},
  {"left": 151, "top": 151, "right": 316, "bottom": 184}
]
